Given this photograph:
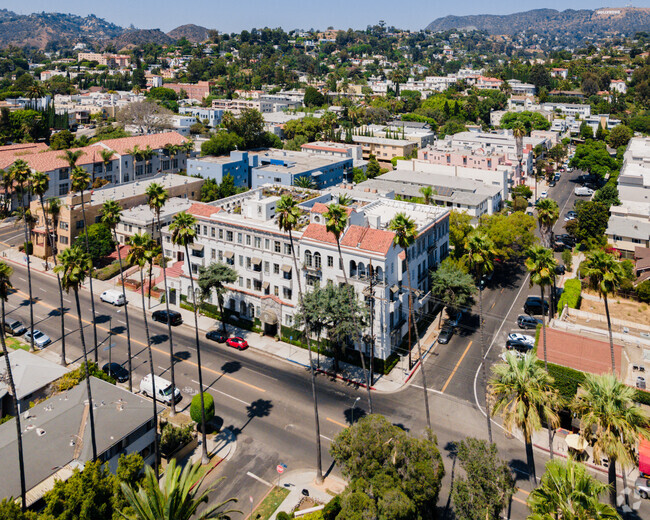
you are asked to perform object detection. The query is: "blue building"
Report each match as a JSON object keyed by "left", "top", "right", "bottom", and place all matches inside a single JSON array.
[
  {"left": 187, "top": 151, "right": 258, "bottom": 187},
  {"left": 251, "top": 151, "right": 352, "bottom": 189}
]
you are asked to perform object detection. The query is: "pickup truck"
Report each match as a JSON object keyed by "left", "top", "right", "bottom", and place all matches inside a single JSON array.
[{"left": 574, "top": 186, "right": 594, "bottom": 196}]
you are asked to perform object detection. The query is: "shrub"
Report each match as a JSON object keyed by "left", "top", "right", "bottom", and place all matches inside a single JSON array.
[
  {"left": 56, "top": 361, "right": 114, "bottom": 391},
  {"left": 557, "top": 279, "right": 582, "bottom": 313},
  {"left": 543, "top": 362, "right": 586, "bottom": 402},
  {"left": 93, "top": 260, "right": 131, "bottom": 281},
  {"left": 322, "top": 495, "right": 341, "bottom": 520},
  {"left": 276, "top": 513, "right": 292, "bottom": 520},
  {"left": 637, "top": 280, "right": 650, "bottom": 303},
  {"left": 190, "top": 392, "right": 215, "bottom": 425},
  {"left": 561, "top": 249, "right": 573, "bottom": 271},
  {"left": 159, "top": 422, "right": 194, "bottom": 457}
]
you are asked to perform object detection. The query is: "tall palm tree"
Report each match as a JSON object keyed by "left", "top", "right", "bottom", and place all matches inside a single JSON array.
[
  {"left": 276, "top": 194, "right": 323, "bottom": 483},
  {"left": 127, "top": 232, "right": 160, "bottom": 478},
  {"left": 197, "top": 263, "right": 238, "bottom": 334},
  {"left": 9, "top": 160, "right": 35, "bottom": 353},
  {"left": 119, "top": 459, "right": 238, "bottom": 520},
  {"left": 573, "top": 373, "right": 650, "bottom": 506},
  {"left": 490, "top": 352, "right": 562, "bottom": 486},
  {"left": 127, "top": 145, "right": 143, "bottom": 176},
  {"left": 31, "top": 170, "right": 68, "bottom": 365},
  {"left": 145, "top": 182, "right": 177, "bottom": 416},
  {"left": 98, "top": 148, "right": 114, "bottom": 186},
  {"left": 463, "top": 230, "right": 497, "bottom": 443},
  {"left": 101, "top": 200, "right": 134, "bottom": 391},
  {"left": 582, "top": 251, "right": 625, "bottom": 375},
  {"left": 535, "top": 198, "right": 559, "bottom": 248},
  {"left": 0, "top": 262, "right": 27, "bottom": 511},
  {"left": 527, "top": 459, "right": 620, "bottom": 520},
  {"left": 1, "top": 168, "right": 13, "bottom": 215},
  {"left": 169, "top": 211, "right": 209, "bottom": 464},
  {"left": 54, "top": 247, "right": 98, "bottom": 459},
  {"left": 58, "top": 149, "right": 85, "bottom": 172},
  {"left": 141, "top": 146, "right": 155, "bottom": 177},
  {"left": 163, "top": 144, "right": 179, "bottom": 173},
  {"left": 389, "top": 212, "right": 431, "bottom": 430},
  {"left": 512, "top": 121, "right": 526, "bottom": 184},
  {"left": 71, "top": 166, "right": 100, "bottom": 363}
]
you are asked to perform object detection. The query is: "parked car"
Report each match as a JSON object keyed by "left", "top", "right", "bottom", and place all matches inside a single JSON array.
[
  {"left": 140, "top": 374, "right": 181, "bottom": 405},
  {"left": 524, "top": 296, "right": 549, "bottom": 315},
  {"left": 102, "top": 362, "right": 129, "bottom": 383},
  {"left": 226, "top": 336, "right": 248, "bottom": 350},
  {"left": 151, "top": 310, "right": 183, "bottom": 326},
  {"left": 564, "top": 211, "right": 577, "bottom": 222},
  {"left": 438, "top": 326, "right": 455, "bottom": 345},
  {"left": 446, "top": 311, "right": 463, "bottom": 327},
  {"left": 507, "top": 333, "right": 535, "bottom": 346},
  {"left": 540, "top": 191, "right": 548, "bottom": 198},
  {"left": 500, "top": 350, "right": 524, "bottom": 362},
  {"left": 517, "top": 315, "right": 543, "bottom": 329},
  {"left": 548, "top": 180, "right": 556, "bottom": 187},
  {"left": 4, "top": 319, "right": 25, "bottom": 336},
  {"left": 636, "top": 477, "right": 650, "bottom": 499},
  {"left": 506, "top": 338, "right": 533, "bottom": 353},
  {"left": 574, "top": 186, "right": 594, "bottom": 197},
  {"left": 555, "top": 234, "right": 576, "bottom": 247},
  {"left": 25, "top": 329, "right": 51, "bottom": 348},
  {"left": 100, "top": 290, "right": 127, "bottom": 306},
  {"left": 555, "top": 264, "right": 566, "bottom": 275},
  {"left": 206, "top": 330, "right": 227, "bottom": 343}
]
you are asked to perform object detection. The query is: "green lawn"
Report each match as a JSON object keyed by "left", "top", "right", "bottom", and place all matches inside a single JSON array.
[
  {"left": 252, "top": 486, "right": 290, "bottom": 520},
  {"left": 5, "top": 337, "right": 29, "bottom": 351}
]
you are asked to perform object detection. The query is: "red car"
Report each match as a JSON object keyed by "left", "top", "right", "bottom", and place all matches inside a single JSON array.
[{"left": 226, "top": 336, "right": 248, "bottom": 350}]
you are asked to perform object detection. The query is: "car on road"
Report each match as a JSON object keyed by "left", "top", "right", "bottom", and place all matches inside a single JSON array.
[
  {"left": 446, "top": 311, "right": 463, "bottom": 327},
  {"left": 555, "top": 264, "right": 566, "bottom": 275},
  {"left": 151, "top": 309, "right": 183, "bottom": 326},
  {"left": 506, "top": 338, "right": 533, "bottom": 353},
  {"left": 102, "top": 362, "right": 129, "bottom": 383},
  {"left": 437, "top": 326, "right": 455, "bottom": 344},
  {"left": 636, "top": 477, "right": 650, "bottom": 499},
  {"left": 226, "top": 336, "right": 248, "bottom": 350},
  {"left": 25, "top": 329, "right": 51, "bottom": 348},
  {"left": 507, "top": 333, "right": 535, "bottom": 346},
  {"left": 100, "top": 290, "right": 127, "bottom": 306},
  {"left": 554, "top": 173, "right": 561, "bottom": 181},
  {"left": 555, "top": 234, "right": 576, "bottom": 247},
  {"left": 140, "top": 374, "right": 181, "bottom": 405},
  {"left": 574, "top": 186, "right": 594, "bottom": 197},
  {"left": 540, "top": 191, "right": 548, "bottom": 198},
  {"left": 564, "top": 211, "right": 577, "bottom": 222},
  {"left": 206, "top": 329, "right": 227, "bottom": 343},
  {"left": 524, "top": 296, "right": 549, "bottom": 315},
  {"left": 517, "top": 314, "right": 543, "bottom": 329},
  {"left": 4, "top": 319, "right": 25, "bottom": 336},
  {"left": 548, "top": 180, "right": 556, "bottom": 187}
]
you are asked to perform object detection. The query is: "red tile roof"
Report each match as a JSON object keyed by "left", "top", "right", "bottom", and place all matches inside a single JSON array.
[
  {"left": 0, "top": 144, "right": 116, "bottom": 172},
  {"left": 300, "top": 223, "right": 338, "bottom": 244},
  {"left": 98, "top": 132, "right": 187, "bottom": 156},
  {"left": 187, "top": 202, "right": 221, "bottom": 219},
  {"left": 340, "top": 225, "right": 395, "bottom": 255},
  {"left": 311, "top": 202, "right": 353, "bottom": 216},
  {"left": 545, "top": 328, "right": 622, "bottom": 378}
]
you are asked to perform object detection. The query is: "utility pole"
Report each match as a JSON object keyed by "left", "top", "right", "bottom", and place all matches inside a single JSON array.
[{"left": 368, "top": 260, "right": 375, "bottom": 388}]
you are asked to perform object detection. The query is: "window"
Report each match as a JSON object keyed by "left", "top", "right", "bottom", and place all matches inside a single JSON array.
[
  {"left": 264, "top": 261, "right": 270, "bottom": 274},
  {"left": 246, "top": 257, "right": 251, "bottom": 269},
  {"left": 162, "top": 160, "right": 170, "bottom": 170},
  {"left": 136, "top": 164, "right": 144, "bottom": 176},
  {"left": 274, "top": 286, "right": 279, "bottom": 296},
  {"left": 218, "top": 251, "right": 223, "bottom": 261},
  {"left": 76, "top": 220, "right": 85, "bottom": 230},
  {"left": 59, "top": 168, "right": 69, "bottom": 181},
  {"left": 246, "top": 235, "right": 251, "bottom": 246},
  {"left": 327, "top": 256, "right": 334, "bottom": 267},
  {"left": 59, "top": 236, "right": 69, "bottom": 244},
  {"left": 273, "top": 264, "right": 280, "bottom": 274},
  {"left": 203, "top": 226, "right": 208, "bottom": 235},
  {"left": 211, "top": 249, "right": 216, "bottom": 260},
  {"left": 237, "top": 233, "right": 243, "bottom": 244},
  {"left": 239, "top": 277, "right": 243, "bottom": 287},
  {"left": 265, "top": 239, "right": 270, "bottom": 250},
  {"left": 274, "top": 241, "right": 281, "bottom": 253},
  {"left": 255, "top": 237, "right": 261, "bottom": 248},
  {"left": 284, "top": 243, "right": 292, "bottom": 255},
  {"left": 314, "top": 252, "right": 321, "bottom": 269},
  {"left": 59, "top": 221, "right": 69, "bottom": 231},
  {"left": 306, "top": 274, "right": 319, "bottom": 286},
  {"left": 219, "top": 229, "right": 224, "bottom": 239},
  {"left": 254, "top": 280, "right": 262, "bottom": 291},
  {"left": 239, "top": 256, "right": 243, "bottom": 266},
  {"left": 59, "top": 183, "right": 69, "bottom": 196},
  {"left": 172, "top": 159, "right": 178, "bottom": 168},
  {"left": 211, "top": 227, "right": 215, "bottom": 238},
  {"left": 304, "top": 250, "right": 312, "bottom": 267},
  {"left": 283, "top": 287, "right": 292, "bottom": 299},
  {"left": 246, "top": 279, "right": 251, "bottom": 289},
  {"left": 285, "top": 315, "right": 292, "bottom": 325},
  {"left": 226, "top": 231, "right": 233, "bottom": 242}
]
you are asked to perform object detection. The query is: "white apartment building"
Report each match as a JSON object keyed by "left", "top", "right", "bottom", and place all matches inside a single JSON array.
[{"left": 161, "top": 188, "right": 450, "bottom": 359}]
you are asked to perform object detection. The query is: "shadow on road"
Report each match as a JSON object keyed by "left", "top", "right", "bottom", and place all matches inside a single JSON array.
[
  {"left": 343, "top": 407, "right": 367, "bottom": 425},
  {"left": 442, "top": 441, "right": 459, "bottom": 520},
  {"left": 150, "top": 333, "right": 168, "bottom": 345}
]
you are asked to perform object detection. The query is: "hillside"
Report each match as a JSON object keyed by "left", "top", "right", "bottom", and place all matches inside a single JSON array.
[
  {"left": 426, "top": 7, "right": 650, "bottom": 40},
  {"left": 167, "top": 24, "right": 211, "bottom": 43},
  {"left": 111, "top": 29, "right": 173, "bottom": 49}
]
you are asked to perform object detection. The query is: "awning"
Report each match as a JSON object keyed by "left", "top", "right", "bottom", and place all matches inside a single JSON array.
[
  {"left": 224, "top": 251, "right": 234, "bottom": 259},
  {"left": 390, "top": 284, "right": 399, "bottom": 294},
  {"left": 263, "top": 281, "right": 270, "bottom": 290},
  {"left": 565, "top": 434, "right": 588, "bottom": 451},
  {"left": 261, "top": 310, "right": 278, "bottom": 325},
  {"left": 640, "top": 438, "right": 650, "bottom": 475},
  {"left": 252, "top": 257, "right": 262, "bottom": 266},
  {"left": 190, "top": 243, "right": 204, "bottom": 251},
  {"left": 281, "top": 264, "right": 292, "bottom": 273}
]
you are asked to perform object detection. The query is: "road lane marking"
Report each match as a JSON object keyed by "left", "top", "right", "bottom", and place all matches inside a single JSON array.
[
  {"left": 441, "top": 341, "right": 473, "bottom": 393},
  {"left": 411, "top": 384, "right": 443, "bottom": 395},
  {"left": 118, "top": 320, "right": 126, "bottom": 325},
  {"left": 490, "top": 301, "right": 496, "bottom": 310},
  {"left": 63, "top": 298, "right": 71, "bottom": 303},
  {"left": 212, "top": 388, "right": 249, "bottom": 406},
  {"left": 241, "top": 366, "right": 278, "bottom": 381},
  {"left": 18, "top": 277, "right": 26, "bottom": 282},
  {"left": 517, "top": 488, "right": 529, "bottom": 495},
  {"left": 246, "top": 472, "right": 272, "bottom": 487},
  {"left": 326, "top": 417, "right": 347, "bottom": 428},
  {"left": 13, "top": 288, "right": 266, "bottom": 394},
  {"left": 320, "top": 434, "right": 333, "bottom": 441},
  {"left": 513, "top": 496, "right": 527, "bottom": 505}
]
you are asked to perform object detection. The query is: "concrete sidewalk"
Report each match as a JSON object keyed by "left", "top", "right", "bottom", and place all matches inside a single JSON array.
[{"left": 1, "top": 247, "right": 442, "bottom": 393}]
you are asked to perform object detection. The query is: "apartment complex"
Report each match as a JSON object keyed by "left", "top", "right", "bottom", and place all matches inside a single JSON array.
[
  {"left": 77, "top": 52, "right": 131, "bottom": 68},
  {"left": 30, "top": 174, "right": 203, "bottom": 258},
  {"left": 165, "top": 81, "right": 214, "bottom": 100},
  {"left": 188, "top": 151, "right": 259, "bottom": 186},
  {"left": 161, "top": 188, "right": 450, "bottom": 359},
  {"left": 351, "top": 135, "right": 418, "bottom": 164}
]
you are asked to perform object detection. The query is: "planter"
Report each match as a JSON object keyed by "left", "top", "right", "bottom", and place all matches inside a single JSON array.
[{"left": 162, "top": 435, "right": 198, "bottom": 465}]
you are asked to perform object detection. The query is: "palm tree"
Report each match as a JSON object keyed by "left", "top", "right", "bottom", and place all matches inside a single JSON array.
[
  {"left": 512, "top": 121, "right": 526, "bottom": 184},
  {"left": 141, "top": 146, "right": 155, "bottom": 177},
  {"left": 119, "top": 459, "right": 238, "bottom": 520},
  {"left": 535, "top": 198, "right": 559, "bottom": 248},
  {"left": 58, "top": 149, "right": 85, "bottom": 172},
  {"left": 197, "top": 263, "right": 238, "bottom": 334},
  {"left": 338, "top": 194, "right": 353, "bottom": 207},
  {"left": 389, "top": 212, "right": 431, "bottom": 430},
  {"left": 490, "top": 352, "right": 562, "bottom": 486},
  {"left": 463, "top": 230, "right": 497, "bottom": 443},
  {"left": 54, "top": 247, "right": 98, "bottom": 460},
  {"left": 0, "top": 261, "right": 27, "bottom": 511},
  {"left": 419, "top": 186, "right": 434, "bottom": 205},
  {"left": 294, "top": 176, "right": 316, "bottom": 189},
  {"left": 582, "top": 251, "right": 625, "bottom": 375},
  {"left": 169, "top": 211, "right": 209, "bottom": 464},
  {"left": 127, "top": 146, "right": 143, "bottom": 176},
  {"left": 71, "top": 166, "right": 100, "bottom": 363},
  {"left": 163, "top": 144, "right": 179, "bottom": 173},
  {"left": 276, "top": 194, "right": 323, "bottom": 483},
  {"left": 126, "top": 232, "right": 160, "bottom": 478},
  {"left": 145, "top": 182, "right": 177, "bottom": 416},
  {"left": 98, "top": 148, "right": 114, "bottom": 186},
  {"left": 1, "top": 168, "right": 13, "bottom": 215},
  {"left": 573, "top": 373, "right": 650, "bottom": 506},
  {"left": 9, "top": 160, "right": 36, "bottom": 353},
  {"left": 527, "top": 459, "right": 620, "bottom": 520},
  {"left": 31, "top": 170, "right": 68, "bottom": 365},
  {"left": 101, "top": 200, "right": 134, "bottom": 391}
]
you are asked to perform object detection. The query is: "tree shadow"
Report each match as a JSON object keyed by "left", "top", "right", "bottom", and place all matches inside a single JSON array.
[
  {"left": 221, "top": 360, "right": 241, "bottom": 376},
  {"left": 443, "top": 441, "right": 459, "bottom": 520},
  {"left": 111, "top": 325, "right": 126, "bottom": 335},
  {"left": 392, "top": 423, "right": 410, "bottom": 432},
  {"left": 343, "top": 407, "right": 367, "bottom": 425},
  {"left": 508, "top": 459, "right": 531, "bottom": 483},
  {"left": 47, "top": 307, "right": 70, "bottom": 317},
  {"left": 94, "top": 314, "right": 111, "bottom": 324},
  {"left": 174, "top": 351, "right": 191, "bottom": 362},
  {"left": 150, "top": 334, "right": 168, "bottom": 345},
  {"left": 240, "top": 399, "right": 273, "bottom": 432}
]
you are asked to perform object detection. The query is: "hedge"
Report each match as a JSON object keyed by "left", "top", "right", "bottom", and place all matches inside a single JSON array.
[
  {"left": 190, "top": 392, "right": 214, "bottom": 425},
  {"left": 557, "top": 278, "right": 582, "bottom": 314},
  {"left": 180, "top": 300, "right": 260, "bottom": 332}
]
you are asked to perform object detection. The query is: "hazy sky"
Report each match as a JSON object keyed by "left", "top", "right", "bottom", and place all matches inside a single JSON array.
[{"left": 4, "top": 1, "right": 650, "bottom": 32}]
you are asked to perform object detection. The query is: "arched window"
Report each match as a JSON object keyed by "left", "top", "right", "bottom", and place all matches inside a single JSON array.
[
  {"left": 349, "top": 260, "right": 357, "bottom": 277},
  {"left": 187, "top": 286, "right": 193, "bottom": 299},
  {"left": 358, "top": 262, "right": 366, "bottom": 279},
  {"left": 229, "top": 298, "right": 235, "bottom": 310},
  {"left": 305, "top": 250, "right": 313, "bottom": 267},
  {"left": 314, "top": 252, "right": 321, "bottom": 269},
  {"left": 240, "top": 301, "right": 246, "bottom": 316},
  {"left": 376, "top": 266, "right": 384, "bottom": 283},
  {"left": 248, "top": 303, "right": 255, "bottom": 318}
]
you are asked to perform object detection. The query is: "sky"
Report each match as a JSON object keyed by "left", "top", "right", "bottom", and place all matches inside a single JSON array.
[{"left": 4, "top": 1, "right": 650, "bottom": 33}]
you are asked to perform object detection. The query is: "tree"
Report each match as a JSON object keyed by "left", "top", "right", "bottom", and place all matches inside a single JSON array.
[
  {"left": 74, "top": 222, "right": 114, "bottom": 262},
  {"left": 366, "top": 154, "right": 381, "bottom": 178},
  {"left": 304, "top": 86, "right": 326, "bottom": 107},
  {"left": 575, "top": 201, "right": 609, "bottom": 246},
  {"left": 0, "top": 262, "right": 27, "bottom": 511},
  {"left": 126, "top": 233, "right": 160, "bottom": 478},
  {"left": 197, "top": 263, "right": 238, "bottom": 333},
  {"left": 170, "top": 210, "right": 209, "bottom": 464},
  {"left": 200, "top": 131, "right": 243, "bottom": 156},
  {"left": 145, "top": 183, "right": 177, "bottom": 416},
  {"left": 101, "top": 200, "right": 133, "bottom": 391},
  {"left": 607, "top": 124, "right": 633, "bottom": 149},
  {"left": 489, "top": 352, "right": 562, "bottom": 485},
  {"left": 528, "top": 459, "right": 620, "bottom": 519},
  {"left": 573, "top": 373, "right": 650, "bottom": 506},
  {"left": 582, "top": 250, "right": 625, "bottom": 374},
  {"left": 479, "top": 212, "right": 537, "bottom": 261},
  {"left": 119, "top": 459, "right": 238, "bottom": 520},
  {"left": 500, "top": 111, "right": 551, "bottom": 132},
  {"left": 117, "top": 101, "right": 172, "bottom": 134},
  {"left": 449, "top": 210, "right": 472, "bottom": 259},
  {"left": 389, "top": 213, "right": 431, "bottom": 430},
  {"left": 593, "top": 184, "right": 620, "bottom": 208},
  {"left": 580, "top": 121, "right": 594, "bottom": 140},
  {"left": 529, "top": 64, "right": 551, "bottom": 91},
  {"left": 294, "top": 175, "right": 316, "bottom": 189},
  {"left": 430, "top": 258, "right": 476, "bottom": 325},
  {"left": 451, "top": 438, "right": 515, "bottom": 520},
  {"left": 49, "top": 129, "right": 75, "bottom": 150},
  {"left": 419, "top": 186, "right": 434, "bottom": 205},
  {"left": 54, "top": 247, "right": 98, "bottom": 460},
  {"left": 535, "top": 198, "right": 559, "bottom": 248},
  {"left": 512, "top": 184, "right": 533, "bottom": 201},
  {"left": 569, "top": 141, "right": 617, "bottom": 178}
]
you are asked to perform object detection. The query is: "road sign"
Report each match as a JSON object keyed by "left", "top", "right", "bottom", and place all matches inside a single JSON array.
[{"left": 276, "top": 465, "right": 284, "bottom": 474}]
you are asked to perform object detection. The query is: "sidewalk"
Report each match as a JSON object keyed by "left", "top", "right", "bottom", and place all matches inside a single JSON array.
[{"left": 1, "top": 247, "right": 443, "bottom": 393}]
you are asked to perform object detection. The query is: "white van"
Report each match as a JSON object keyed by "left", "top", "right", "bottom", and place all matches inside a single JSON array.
[
  {"left": 574, "top": 186, "right": 594, "bottom": 197},
  {"left": 100, "top": 290, "right": 126, "bottom": 306},
  {"left": 140, "top": 374, "right": 181, "bottom": 405}
]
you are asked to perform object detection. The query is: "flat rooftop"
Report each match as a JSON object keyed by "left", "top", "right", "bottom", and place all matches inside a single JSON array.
[
  {"left": 254, "top": 150, "right": 348, "bottom": 175},
  {"left": 361, "top": 198, "right": 449, "bottom": 232},
  {"left": 352, "top": 135, "right": 414, "bottom": 146},
  {"left": 120, "top": 197, "right": 193, "bottom": 223}
]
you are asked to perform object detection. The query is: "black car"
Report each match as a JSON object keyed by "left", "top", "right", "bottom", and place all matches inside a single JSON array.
[
  {"left": 555, "top": 264, "right": 566, "bottom": 275},
  {"left": 517, "top": 315, "right": 542, "bottom": 329},
  {"left": 437, "top": 326, "right": 455, "bottom": 344},
  {"left": 555, "top": 234, "right": 576, "bottom": 247},
  {"left": 506, "top": 338, "right": 533, "bottom": 353},
  {"left": 524, "top": 296, "right": 549, "bottom": 315},
  {"left": 206, "top": 330, "right": 227, "bottom": 343},
  {"left": 549, "top": 180, "right": 556, "bottom": 187},
  {"left": 152, "top": 309, "right": 183, "bottom": 326},
  {"left": 102, "top": 362, "right": 129, "bottom": 383}
]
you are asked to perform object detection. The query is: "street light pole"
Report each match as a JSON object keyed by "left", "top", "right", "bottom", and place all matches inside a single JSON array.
[{"left": 351, "top": 396, "right": 360, "bottom": 424}]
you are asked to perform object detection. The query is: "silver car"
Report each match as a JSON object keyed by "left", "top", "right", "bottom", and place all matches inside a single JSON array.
[
  {"left": 636, "top": 477, "right": 650, "bottom": 499},
  {"left": 25, "top": 329, "right": 52, "bottom": 348}
]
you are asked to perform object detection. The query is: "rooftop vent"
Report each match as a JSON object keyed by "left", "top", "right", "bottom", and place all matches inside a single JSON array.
[{"left": 36, "top": 428, "right": 46, "bottom": 437}]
